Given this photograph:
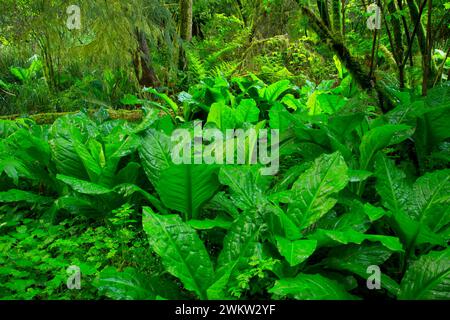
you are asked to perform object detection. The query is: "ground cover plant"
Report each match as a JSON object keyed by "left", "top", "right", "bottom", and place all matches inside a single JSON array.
[{"left": 0, "top": 0, "right": 449, "bottom": 301}]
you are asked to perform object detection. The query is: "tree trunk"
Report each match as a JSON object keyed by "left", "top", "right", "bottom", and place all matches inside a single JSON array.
[
  {"left": 180, "top": 0, "right": 193, "bottom": 42},
  {"left": 133, "top": 30, "right": 159, "bottom": 88},
  {"left": 331, "top": 0, "right": 341, "bottom": 34},
  {"left": 406, "top": 0, "right": 437, "bottom": 81},
  {"left": 422, "top": 0, "right": 432, "bottom": 95},
  {"left": 406, "top": 0, "right": 427, "bottom": 56},
  {"left": 316, "top": 0, "right": 331, "bottom": 28},
  {"left": 179, "top": 0, "right": 193, "bottom": 70}
]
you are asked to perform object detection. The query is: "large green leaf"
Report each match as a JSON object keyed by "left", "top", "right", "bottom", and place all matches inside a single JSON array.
[
  {"left": 53, "top": 195, "right": 101, "bottom": 217},
  {"left": 408, "top": 169, "right": 450, "bottom": 232},
  {"left": 138, "top": 129, "right": 172, "bottom": 186},
  {"left": 96, "top": 267, "right": 155, "bottom": 300},
  {"left": 0, "top": 157, "right": 32, "bottom": 185},
  {"left": 208, "top": 210, "right": 262, "bottom": 299},
  {"left": 49, "top": 115, "right": 96, "bottom": 180},
  {"left": 314, "top": 200, "right": 372, "bottom": 233},
  {"left": 264, "top": 204, "right": 302, "bottom": 241},
  {"left": 235, "top": 99, "right": 260, "bottom": 125},
  {"left": 156, "top": 164, "right": 220, "bottom": 220},
  {"left": 72, "top": 138, "right": 102, "bottom": 182},
  {"left": 287, "top": 152, "right": 349, "bottom": 230},
  {"left": 218, "top": 166, "right": 271, "bottom": 210},
  {"left": 188, "top": 217, "right": 232, "bottom": 230},
  {"left": 10, "top": 66, "right": 27, "bottom": 82},
  {"left": 0, "top": 189, "right": 52, "bottom": 204},
  {"left": 269, "top": 273, "right": 357, "bottom": 300},
  {"left": 206, "top": 102, "right": 236, "bottom": 130},
  {"left": 359, "top": 124, "right": 411, "bottom": 170},
  {"left": 391, "top": 210, "right": 446, "bottom": 248},
  {"left": 216, "top": 210, "right": 262, "bottom": 274},
  {"left": 324, "top": 244, "right": 400, "bottom": 296},
  {"left": 375, "top": 153, "right": 411, "bottom": 213},
  {"left": 142, "top": 208, "right": 214, "bottom": 299},
  {"left": 269, "top": 102, "right": 295, "bottom": 132},
  {"left": 49, "top": 134, "right": 86, "bottom": 179},
  {"left": 56, "top": 174, "right": 113, "bottom": 195},
  {"left": 398, "top": 248, "right": 450, "bottom": 300},
  {"left": 261, "top": 80, "right": 292, "bottom": 102},
  {"left": 375, "top": 155, "right": 448, "bottom": 247},
  {"left": 275, "top": 237, "right": 317, "bottom": 267},
  {"left": 308, "top": 229, "right": 404, "bottom": 252}
]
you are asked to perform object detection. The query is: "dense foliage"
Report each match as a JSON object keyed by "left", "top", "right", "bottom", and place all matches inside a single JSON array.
[{"left": 0, "top": 0, "right": 449, "bottom": 300}]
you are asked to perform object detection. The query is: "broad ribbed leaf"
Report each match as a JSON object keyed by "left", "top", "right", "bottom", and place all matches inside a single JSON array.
[
  {"left": 96, "top": 267, "right": 155, "bottom": 300},
  {"left": 156, "top": 164, "right": 220, "bottom": 220},
  {"left": 287, "top": 152, "right": 348, "bottom": 230},
  {"left": 208, "top": 210, "right": 262, "bottom": 299},
  {"left": 376, "top": 155, "right": 448, "bottom": 246},
  {"left": 392, "top": 210, "right": 446, "bottom": 247},
  {"left": 264, "top": 204, "right": 302, "bottom": 240},
  {"left": 348, "top": 169, "right": 373, "bottom": 182},
  {"left": 269, "top": 273, "right": 356, "bottom": 300},
  {"left": 308, "top": 229, "right": 404, "bottom": 252},
  {"left": 399, "top": 248, "right": 450, "bottom": 299},
  {"left": 0, "top": 157, "right": 32, "bottom": 185},
  {"left": 359, "top": 124, "right": 411, "bottom": 170},
  {"left": 218, "top": 166, "right": 271, "bottom": 210},
  {"left": 108, "top": 134, "right": 140, "bottom": 159},
  {"left": 206, "top": 192, "right": 240, "bottom": 219},
  {"left": 206, "top": 102, "right": 236, "bottom": 130},
  {"left": 318, "top": 200, "right": 370, "bottom": 233},
  {"left": 261, "top": 80, "right": 291, "bottom": 102},
  {"left": 375, "top": 153, "right": 411, "bottom": 213},
  {"left": 142, "top": 208, "right": 214, "bottom": 299},
  {"left": 324, "top": 244, "right": 400, "bottom": 296},
  {"left": 53, "top": 195, "right": 100, "bottom": 217},
  {"left": 49, "top": 114, "right": 96, "bottom": 180},
  {"left": 235, "top": 99, "right": 260, "bottom": 124},
  {"left": 409, "top": 169, "right": 450, "bottom": 232},
  {"left": 138, "top": 129, "right": 172, "bottom": 186},
  {"left": 269, "top": 102, "right": 294, "bottom": 131},
  {"left": 50, "top": 132, "right": 87, "bottom": 180},
  {"left": 73, "top": 138, "right": 101, "bottom": 181},
  {"left": 188, "top": 217, "right": 232, "bottom": 230},
  {"left": 216, "top": 210, "right": 262, "bottom": 273},
  {"left": 56, "top": 174, "right": 112, "bottom": 195},
  {"left": 275, "top": 237, "right": 317, "bottom": 266},
  {"left": 363, "top": 203, "right": 388, "bottom": 222}
]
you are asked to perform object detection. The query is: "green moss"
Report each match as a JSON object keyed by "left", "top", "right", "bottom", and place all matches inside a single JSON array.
[{"left": 0, "top": 109, "right": 145, "bottom": 124}]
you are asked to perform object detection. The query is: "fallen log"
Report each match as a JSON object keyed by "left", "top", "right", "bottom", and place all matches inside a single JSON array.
[{"left": 0, "top": 109, "right": 145, "bottom": 124}]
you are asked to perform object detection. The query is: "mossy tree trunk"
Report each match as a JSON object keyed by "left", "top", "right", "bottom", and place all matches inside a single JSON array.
[
  {"left": 180, "top": 0, "right": 193, "bottom": 42},
  {"left": 133, "top": 30, "right": 159, "bottom": 88},
  {"left": 331, "top": 0, "right": 341, "bottom": 35},
  {"left": 179, "top": 0, "right": 193, "bottom": 70},
  {"left": 299, "top": 5, "right": 394, "bottom": 112},
  {"left": 316, "top": 0, "right": 331, "bottom": 29}
]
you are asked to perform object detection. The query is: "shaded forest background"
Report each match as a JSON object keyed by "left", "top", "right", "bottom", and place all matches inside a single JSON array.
[{"left": 0, "top": 0, "right": 448, "bottom": 116}]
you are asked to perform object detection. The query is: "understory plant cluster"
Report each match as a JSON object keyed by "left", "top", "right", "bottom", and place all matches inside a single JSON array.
[{"left": 0, "top": 73, "right": 449, "bottom": 300}]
